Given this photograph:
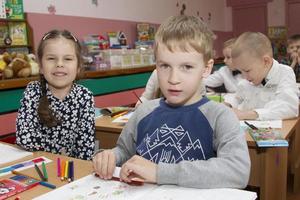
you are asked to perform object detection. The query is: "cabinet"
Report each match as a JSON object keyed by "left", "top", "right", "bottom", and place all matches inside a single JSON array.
[{"left": 0, "top": 14, "right": 33, "bottom": 54}]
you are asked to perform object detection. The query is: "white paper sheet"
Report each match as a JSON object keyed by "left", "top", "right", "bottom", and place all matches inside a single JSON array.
[
  {"left": 112, "top": 111, "right": 134, "bottom": 123},
  {"left": 0, "top": 143, "right": 33, "bottom": 165},
  {"left": 34, "top": 167, "right": 256, "bottom": 200},
  {"left": 240, "top": 120, "right": 282, "bottom": 129},
  {"left": 144, "top": 185, "right": 257, "bottom": 200}
]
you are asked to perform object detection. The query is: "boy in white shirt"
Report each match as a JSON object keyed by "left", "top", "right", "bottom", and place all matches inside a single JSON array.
[
  {"left": 225, "top": 32, "right": 299, "bottom": 120},
  {"left": 204, "top": 38, "right": 243, "bottom": 93}
]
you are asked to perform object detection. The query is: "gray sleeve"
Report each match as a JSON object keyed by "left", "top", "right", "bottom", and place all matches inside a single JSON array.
[
  {"left": 113, "top": 99, "right": 160, "bottom": 166},
  {"left": 157, "top": 103, "right": 250, "bottom": 189}
]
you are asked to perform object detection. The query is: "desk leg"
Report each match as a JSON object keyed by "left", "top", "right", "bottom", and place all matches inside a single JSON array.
[
  {"left": 260, "top": 147, "right": 288, "bottom": 200},
  {"left": 292, "top": 119, "right": 300, "bottom": 192}
]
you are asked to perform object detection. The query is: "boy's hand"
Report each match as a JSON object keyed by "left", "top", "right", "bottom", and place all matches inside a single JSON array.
[
  {"left": 232, "top": 108, "right": 258, "bottom": 120},
  {"left": 120, "top": 155, "right": 157, "bottom": 184},
  {"left": 93, "top": 150, "right": 116, "bottom": 180}
]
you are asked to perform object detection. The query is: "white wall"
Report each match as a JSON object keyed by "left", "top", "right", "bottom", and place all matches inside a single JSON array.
[
  {"left": 23, "top": 0, "right": 231, "bottom": 31},
  {"left": 267, "top": 0, "right": 285, "bottom": 26}
]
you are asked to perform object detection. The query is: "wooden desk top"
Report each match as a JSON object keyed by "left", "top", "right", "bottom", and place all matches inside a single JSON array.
[
  {"left": 95, "top": 116, "right": 300, "bottom": 147},
  {"left": 1, "top": 150, "right": 93, "bottom": 200},
  {"left": 95, "top": 116, "right": 124, "bottom": 133}
]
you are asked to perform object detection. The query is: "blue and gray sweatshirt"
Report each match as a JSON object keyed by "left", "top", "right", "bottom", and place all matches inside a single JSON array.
[{"left": 113, "top": 97, "right": 250, "bottom": 189}]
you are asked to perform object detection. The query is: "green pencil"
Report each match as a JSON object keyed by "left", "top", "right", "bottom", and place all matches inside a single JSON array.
[{"left": 42, "top": 162, "right": 48, "bottom": 181}]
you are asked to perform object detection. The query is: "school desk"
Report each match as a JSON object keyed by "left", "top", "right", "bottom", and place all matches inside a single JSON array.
[
  {"left": 0, "top": 149, "right": 93, "bottom": 200},
  {"left": 95, "top": 116, "right": 300, "bottom": 200}
]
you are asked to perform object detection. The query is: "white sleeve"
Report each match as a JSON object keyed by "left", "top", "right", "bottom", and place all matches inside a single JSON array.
[
  {"left": 140, "top": 69, "right": 159, "bottom": 102},
  {"left": 255, "top": 71, "right": 299, "bottom": 120},
  {"left": 204, "top": 67, "right": 226, "bottom": 88}
]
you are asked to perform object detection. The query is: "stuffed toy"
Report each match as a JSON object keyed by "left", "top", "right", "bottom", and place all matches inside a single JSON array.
[{"left": 2, "top": 52, "right": 39, "bottom": 79}]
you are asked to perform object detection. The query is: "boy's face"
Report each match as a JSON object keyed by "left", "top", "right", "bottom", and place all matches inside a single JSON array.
[
  {"left": 156, "top": 44, "right": 213, "bottom": 106},
  {"left": 223, "top": 47, "right": 235, "bottom": 70},
  {"left": 287, "top": 40, "right": 300, "bottom": 56},
  {"left": 233, "top": 53, "right": 271, "bottom": 86}
]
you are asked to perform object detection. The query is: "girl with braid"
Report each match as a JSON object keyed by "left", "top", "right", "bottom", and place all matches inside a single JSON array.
[{"left": 16, "top": 30, "right": 95, "bottom": 160}]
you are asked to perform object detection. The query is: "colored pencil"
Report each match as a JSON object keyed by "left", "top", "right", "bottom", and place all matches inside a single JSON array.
[
  {"left": 41, "top": 162, "right": 48, "bottom": 181},
  {"left": 12, "top": 170, "right": 39, "bottom": 180},
  {"left": 244, "top": 121, "right": 258, "bottom": 130},
  {"left": 39, "top": 181, "right": 56, "bottom": 189},
  {"left": 34, "top": 163, "right": 46, "bottom": 181},
  {"left": 64, "top": 161, "right": 69, "bottom": 180},
  {"left": 12, "top": 170, "right": 56, "bottom": 189},
  {"left": 68, "top": 161, "right": 74, "bottom": 182},
  {"left": 60, "top": 161, "right": 65, "bottom": 181},
  {"left": 57, "top": 158, "right": 61, "bottom": 177}
]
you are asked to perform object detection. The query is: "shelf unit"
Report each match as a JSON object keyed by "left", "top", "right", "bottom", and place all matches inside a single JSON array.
[{"left": 0, "top": 13, "right": 33, "bottom": 54}]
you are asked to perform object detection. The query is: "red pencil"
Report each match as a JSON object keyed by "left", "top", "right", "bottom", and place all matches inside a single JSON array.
[{"left": 94, "top": 173, "right": 144, "bottom": 186}]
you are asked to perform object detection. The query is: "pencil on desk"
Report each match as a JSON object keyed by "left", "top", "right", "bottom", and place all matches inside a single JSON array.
[
  {"left": 39, "top": 181, "right": 56, "bottom": 189},
  {"left": 12, "top": 170, "right": 39, "bottom": 180},
  {"left": 64, "top": 161, "right": 69, "bottom": 180},
  {"left": 57, "top": 158, "right": 61, "bottom": 177},
  {"left": 68, "top": 161, "right": 74, "bottom": 182},
  {"left": 34, "top": 163, "right": 46, "bottom": 181},
  {"left": 132, "top": 91, "right": 143, "bottom": 103},
  {"left": 112, "top": 110, "right": 129, "bottom": 119},
  {"left": 244, "top": 121, "right": 258, "bottom": 130},
  {"left": 61, "top": 161, "right": 65, "bottom": 181},
  {"left": 42, "top": 162, "right": 48, "bottom": 181},
  {"left": 12, "top": 170, "right": 56, "bottom": 189}
]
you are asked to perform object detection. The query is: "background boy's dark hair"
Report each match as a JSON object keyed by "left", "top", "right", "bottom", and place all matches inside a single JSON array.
[
  {"left": 288, "top": 34, "right": 300, "bottom": 44},
  {"left": 37, "top": 30, "right": 82, "bottom": 127}
]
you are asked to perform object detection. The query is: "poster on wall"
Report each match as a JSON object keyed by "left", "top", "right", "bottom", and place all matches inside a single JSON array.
[{"left": 268, "top": 26, "right": 287, "bottom": 61}]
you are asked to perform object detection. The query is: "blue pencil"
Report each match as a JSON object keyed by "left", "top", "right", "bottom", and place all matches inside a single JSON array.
[{"left": 40, "top": 181, "right": 56, "bottom": 189}]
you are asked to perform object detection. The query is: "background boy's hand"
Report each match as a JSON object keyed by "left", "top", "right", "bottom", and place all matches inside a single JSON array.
[
  {"left": 120, "top": 155, "right": 157, "bottom": 184},
  {"left": 92, "top": 149, "right": 116, "bottom": 180},
  {"left": 232, "top": 108, "right": 258, "bottom": 120}
]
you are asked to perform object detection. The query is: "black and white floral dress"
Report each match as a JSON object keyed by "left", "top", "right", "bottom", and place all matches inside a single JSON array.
[{"left": 16, "top": 81, "right": 95, "bottom": 160}]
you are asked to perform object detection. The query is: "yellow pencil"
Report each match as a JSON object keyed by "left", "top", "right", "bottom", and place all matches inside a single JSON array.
[{"left": 64, "top": 161, "right": 69, "bottom": 180}]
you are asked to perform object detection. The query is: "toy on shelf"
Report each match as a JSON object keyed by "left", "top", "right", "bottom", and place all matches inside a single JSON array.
[
  {"left": 107, "top": 31, "right": 129, "bottom": 49},
  {"left": 1, "top": 52, "right": 39, "bottom": 79},
  {"left": 98, "top": 35, "right": 109, "bottom": 50}
]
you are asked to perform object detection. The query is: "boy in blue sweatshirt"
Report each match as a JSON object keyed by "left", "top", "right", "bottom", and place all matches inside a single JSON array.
[{"left": 93, "top": 15, "right": 250, "bottom": 189}]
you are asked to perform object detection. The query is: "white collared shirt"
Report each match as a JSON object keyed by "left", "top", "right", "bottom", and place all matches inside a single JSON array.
[
  {"left": 225, "top": 59, "right": 299, "bottom": 120},
  {"left": 204, "top": 66, "right": 243, "bottom": 93}
]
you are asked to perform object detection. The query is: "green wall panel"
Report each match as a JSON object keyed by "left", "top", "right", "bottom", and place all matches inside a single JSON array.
[
  {"left": 0, "top": 72, "right": 152, "bottom": 113},
  {"left": 78, "top": 73, "right": 151, "bottom": 95},
  {"left": 0, "top": 89, "right": 24, "bottom": 113}
]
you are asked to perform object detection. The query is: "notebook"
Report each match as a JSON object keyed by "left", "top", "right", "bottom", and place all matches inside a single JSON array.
[
  {"left": 0, "top": 175, "right": 39, "bottom": 200},
  {"left": 0, "top": 143, "right": 33, "bottom": 165}
]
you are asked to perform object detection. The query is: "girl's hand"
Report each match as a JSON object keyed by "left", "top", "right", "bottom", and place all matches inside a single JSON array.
[
  {"left": 120, "top": 155, "right": 157, "bottom": 184},
  {"left": 93, "top": 149, "right": 116, "bottom": 180}
]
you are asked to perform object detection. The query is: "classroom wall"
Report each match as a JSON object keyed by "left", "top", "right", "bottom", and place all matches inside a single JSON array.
[
  {"left": 23, "top": 0, "right": 231, "bottom": 31},
  {"left": 23, "top": 0, "right": 233, "bottom": 57}
]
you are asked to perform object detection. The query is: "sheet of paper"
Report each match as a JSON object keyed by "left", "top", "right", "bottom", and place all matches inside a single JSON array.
[
  {"left": 143, "top": 185, "right": 257, "bottom": 200},
  {"left": 0, "top": 143, "right": 33, "bottom": 165},
  {"left": 0, "top": 156, "right": 52, "bottom": 177},
  {"left": 33, "top": 173, "right": 156, "bottom": 200},
  {"left": 34, "top": 173, "right": 256, "bottom": 200},
  {"left": 240, "top": 120, "right": 282, "bottom": 129},
  {"left": 112, "top": 111, "right": 134, "bottom": 123}
]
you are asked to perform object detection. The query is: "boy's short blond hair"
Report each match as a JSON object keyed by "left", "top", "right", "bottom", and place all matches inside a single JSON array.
[
  {"left": 223, "top": 38, "right": 236, "bottom": 49},
  {"left": 231, "top": 32, "right": 273, "bottom": 59},
  {"left": 154, "top": 15, "right": 215, "bottom": 63}
]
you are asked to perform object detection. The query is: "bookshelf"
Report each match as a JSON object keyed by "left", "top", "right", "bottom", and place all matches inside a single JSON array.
[{"left": 0, "top": 14, "right": 33, "bottom": 54}]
